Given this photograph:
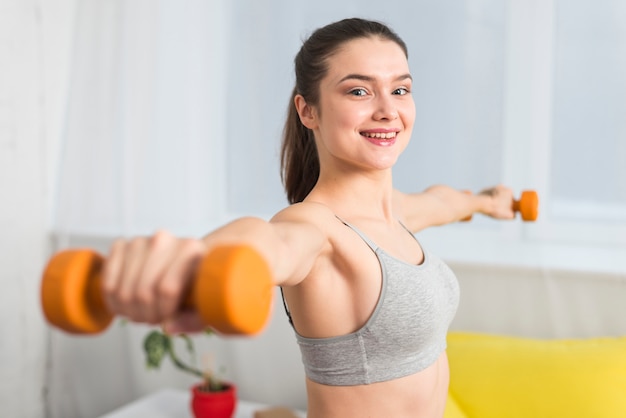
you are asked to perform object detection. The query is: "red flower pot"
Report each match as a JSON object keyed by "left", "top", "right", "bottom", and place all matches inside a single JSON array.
[{"left": 190, "top": 382, "right": 237, "bottom": 418}]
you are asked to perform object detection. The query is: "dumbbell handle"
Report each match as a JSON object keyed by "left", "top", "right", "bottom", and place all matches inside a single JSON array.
[{"left": 41, "top": 245, "right": 273, "bottom": 336}]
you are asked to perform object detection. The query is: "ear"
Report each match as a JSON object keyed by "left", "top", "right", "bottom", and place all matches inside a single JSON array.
[{"left": 294, "top": 94, "right": 318, "bottom": 130}]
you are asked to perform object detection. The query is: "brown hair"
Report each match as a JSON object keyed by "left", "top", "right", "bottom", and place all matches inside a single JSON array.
[{"left": 280, "top": 18, "right": 408, "bottom": 204}]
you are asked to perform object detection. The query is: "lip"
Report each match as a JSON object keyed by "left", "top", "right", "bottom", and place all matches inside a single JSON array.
[{"left": 363, "top": 136, "right": 396, "bottom": 147}]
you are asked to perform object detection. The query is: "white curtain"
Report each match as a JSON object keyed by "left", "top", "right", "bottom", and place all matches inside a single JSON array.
[
  {"left": 48, "top": 0, "right": 626, "bottom": 416},
  {"left": 54, "top": 0, "right": 229, "bottom": 238}
]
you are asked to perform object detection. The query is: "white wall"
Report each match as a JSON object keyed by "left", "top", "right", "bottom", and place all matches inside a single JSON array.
[{"left": 0, "top": 0, "right": 75, "bottom": 416}]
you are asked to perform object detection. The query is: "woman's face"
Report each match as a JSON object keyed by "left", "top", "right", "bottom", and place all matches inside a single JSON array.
[{"left": 300, "top": 36, "right": 416, "bottom": 174}]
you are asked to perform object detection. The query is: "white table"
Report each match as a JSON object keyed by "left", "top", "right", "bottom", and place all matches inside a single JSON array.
[{"left": 99, "top": 389, "right": 306, "bottom": 418}]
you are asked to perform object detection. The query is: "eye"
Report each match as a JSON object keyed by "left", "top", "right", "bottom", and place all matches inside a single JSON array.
[
  {"left": 349, "top": 88, "right": 368, "bottom": 97},
  {"left": 392, "top": 87, "right": 410, "bottom": 96}
]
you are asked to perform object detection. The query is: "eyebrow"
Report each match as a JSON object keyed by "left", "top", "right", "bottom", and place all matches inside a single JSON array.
[{"left": 337, "top": 73, "right": 413, "bottom": 84}]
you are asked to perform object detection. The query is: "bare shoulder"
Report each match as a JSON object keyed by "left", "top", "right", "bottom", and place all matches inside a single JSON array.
[
  {"left": 270, "top": 201, "right": 348, "bottom": 259},
  {"left": 271, "top": 201, "right": 339, "bottom": 232},
  {"left": 269, "top": 201, "right": 340, "bottom": 257},
  {"left": 267, "top": 201, "right": 342, "bottom": 286}
]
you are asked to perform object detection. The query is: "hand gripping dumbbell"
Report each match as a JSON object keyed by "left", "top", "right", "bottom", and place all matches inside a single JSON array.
[
  {"left": 461, "top": 190, "right": 539, "bottom": 222},
  {"left": 40, "top": 245, "right": 274, "bottom": 335}
]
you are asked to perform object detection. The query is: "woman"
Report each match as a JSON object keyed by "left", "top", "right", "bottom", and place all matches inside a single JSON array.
[{"left": 103, "top": 18, "right": 515, "bottom": 417}]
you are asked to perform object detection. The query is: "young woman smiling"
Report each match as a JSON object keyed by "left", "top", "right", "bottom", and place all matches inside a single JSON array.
[{"left": 102, "top": 18, "right": 516, "bottom": 417}]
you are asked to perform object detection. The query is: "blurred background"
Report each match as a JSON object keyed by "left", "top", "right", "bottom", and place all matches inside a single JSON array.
[{"left": 1, "top": 0, "right": 625, "bottom": 416}]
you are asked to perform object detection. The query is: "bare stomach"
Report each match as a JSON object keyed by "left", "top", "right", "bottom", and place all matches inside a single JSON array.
[{"left": 304, "top": 352, "right": 450, "bottom": 418}]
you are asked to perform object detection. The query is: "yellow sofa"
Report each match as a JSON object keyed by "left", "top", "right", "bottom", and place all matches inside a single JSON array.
[{"left": 443, "top": 332, "right": 626, "bottom": 418}]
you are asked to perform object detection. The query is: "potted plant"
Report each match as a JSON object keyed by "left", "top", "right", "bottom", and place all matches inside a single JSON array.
[{"left": 143, "top": 328, "right": 237, "bottom": 418}]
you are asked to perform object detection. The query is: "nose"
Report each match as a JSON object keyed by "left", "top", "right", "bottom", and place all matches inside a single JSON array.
[{"left": 373, "top": 94, "right": 399, "bottom": 121}]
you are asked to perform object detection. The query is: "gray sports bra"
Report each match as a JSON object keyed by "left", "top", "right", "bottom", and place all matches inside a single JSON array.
[{"left": 281, "top": 220, "right": 460, "bottom": 386}]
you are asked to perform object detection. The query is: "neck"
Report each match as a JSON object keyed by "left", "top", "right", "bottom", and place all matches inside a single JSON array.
[{"left": 307, "top": 168, "right": 396, "bottom": 222}]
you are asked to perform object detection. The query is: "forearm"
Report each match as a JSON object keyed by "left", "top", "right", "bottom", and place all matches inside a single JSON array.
[
  {"left": 398, "top": 184, "right": 515, "bottom": 232},
  {"left": 423, "top": 185, "right": 494, "bottom": 222},
  {"left": 425, "top": 185, "right": 513, "bottom": 222},
  {"left": 201, "top": 216, "right": 324, "bottom": 286},
  {"left": 202, "top": 217, "right": 275, "bottom": 254},
  {"left": 201, "top": 217, "right": 282, "bottom": 282}
]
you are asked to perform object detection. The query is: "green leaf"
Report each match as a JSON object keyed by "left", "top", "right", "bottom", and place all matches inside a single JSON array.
[{"left": 143, "top": 330, "right": 170, "bottom": 370}]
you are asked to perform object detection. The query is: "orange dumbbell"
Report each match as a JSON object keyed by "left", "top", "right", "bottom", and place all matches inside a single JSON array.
[
  {"left": 513, "top": 190, "right": 539, "bottom": 221},
  {"left": 461, "top": 189, "right": 539, "bottom": 222},
  {"left": 40, "top": 245, "right": 273, "bottom": 336}
]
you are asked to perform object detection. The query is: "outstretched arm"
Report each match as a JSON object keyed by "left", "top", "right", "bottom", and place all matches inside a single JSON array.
[
  {"left": 202, "top": 204, "right": 327, "bottom": 288},
  {"left": 101, "top": 203, "right": 329, "bottom": 333},
  {"left": 394, "top": 184, "right": 516, "bottom": 233}
]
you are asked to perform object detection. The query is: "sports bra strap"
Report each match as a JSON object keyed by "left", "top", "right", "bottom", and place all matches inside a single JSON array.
[
  {"left": 335, "top": 217, "right": 379, "bottom": 252},
  {"left": 280, "top": 286, "right": 294, "bottom": 328}
]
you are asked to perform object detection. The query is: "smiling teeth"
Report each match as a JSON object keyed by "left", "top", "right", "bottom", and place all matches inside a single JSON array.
[{"left": 362, "top": 132, "right": 397, "bottom": 139}]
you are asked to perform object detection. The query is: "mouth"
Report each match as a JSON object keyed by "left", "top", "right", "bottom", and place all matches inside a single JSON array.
[
  {"left": 361, "top": 131, "right": 398, "bottom": 140},
  {"left": 360, "top": 130, "right": 399, "bottom": 146}
]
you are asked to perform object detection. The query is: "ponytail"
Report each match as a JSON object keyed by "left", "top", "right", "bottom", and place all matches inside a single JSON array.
[{"left": 280, "top": 88, "right": 319, "bottom": 204}]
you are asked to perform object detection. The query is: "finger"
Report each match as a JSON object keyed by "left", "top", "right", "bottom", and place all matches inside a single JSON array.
[
  {"left": 117, "top": 237, "right": 150, "bottom": 320},
  {"left": 102, "top": 238, "right": 129, "bottom": 315},
  {"left": 501, "top": 189, "right": 516, "bottom": 218},
  {"left": 156, "top": 239, "right": 206, "bottom": 323},
  {"left": 490, "top": 185, "right": 514, "bottom": 219},
  {"left": 135, "top": 231, "right": 180, "bottom": 324}
]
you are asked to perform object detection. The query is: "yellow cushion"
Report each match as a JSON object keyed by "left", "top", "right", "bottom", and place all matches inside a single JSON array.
[
  {"left": 446, "top": 332, "right": 626, "bottom": 418},
  {"left": 444, "top": 393, "right": 467, "bottom": 418}
]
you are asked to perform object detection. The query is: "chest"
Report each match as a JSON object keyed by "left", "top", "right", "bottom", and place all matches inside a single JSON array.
[{"left": 369, "top": 251, "right": 460, "bottom": 348}]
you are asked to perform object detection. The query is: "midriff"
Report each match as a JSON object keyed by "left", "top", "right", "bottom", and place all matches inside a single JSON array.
[{"left": 304, "top": 351, "right": 450, "bottom": 418}]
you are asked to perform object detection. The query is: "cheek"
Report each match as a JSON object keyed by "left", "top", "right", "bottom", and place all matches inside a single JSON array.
[
  {"left": 401, "top": 103, "right": 416, "bottom": 129},
  {"left": 338, "top": 106, "right": 372, "bottom": 132},
  {"left": 402, "top": 99, "right": 416, "bottom": 119},
  {"left": 320, "top": 102, "right": 364, "bottom": 133}
]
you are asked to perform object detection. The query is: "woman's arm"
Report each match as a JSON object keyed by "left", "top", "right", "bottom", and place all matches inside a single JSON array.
[
  {"left": 203, "top": 204, "right": 328, "bottom": 287},
  {"left": 101, "top": 203, "right": 329, "bottom": 332},
  {"left": 395, "top": 184, "right": 516, "bottom": 233}
]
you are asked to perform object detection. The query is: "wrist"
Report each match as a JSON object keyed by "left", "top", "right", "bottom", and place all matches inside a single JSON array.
[
  {"left": 460, "top": 190, "right": 490, "bottom": 221},
  {"left": 475, "top": 190, "right": 496, "bottom": 215}
]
